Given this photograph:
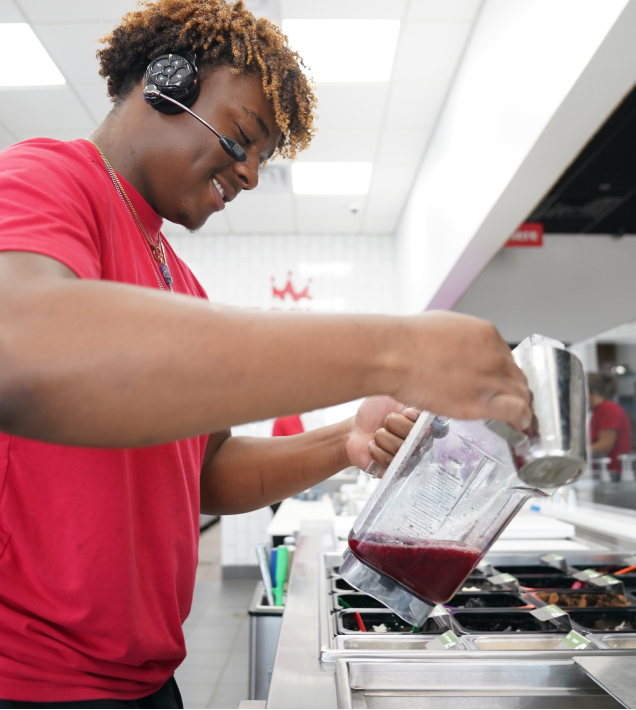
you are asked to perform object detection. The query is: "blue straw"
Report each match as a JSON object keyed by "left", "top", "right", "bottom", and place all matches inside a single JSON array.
[{"left": 270, "top": 548, "right": 278, "bottom": 585}]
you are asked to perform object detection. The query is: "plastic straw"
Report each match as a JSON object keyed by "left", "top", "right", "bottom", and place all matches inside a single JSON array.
[
  {"left": 256, "top": 544, "right": 275, "bottom": 606},
  {"left": 615, "top": 565, "right": 636, "bottom": 575},
  {"left": 354, "top": 612, "right": 367, "bottom": 632},
  {"left": 270, "top": 548, "right": 277, "bottom": 586},
  {"left": 273, "top": 546, "right": 288, "bottom": 606},
  {"left": 338, "top": 597, "right": 366, "bottom": 632},
  {"left": 285, "top": 545, "right": 295, "bottom": 586}
]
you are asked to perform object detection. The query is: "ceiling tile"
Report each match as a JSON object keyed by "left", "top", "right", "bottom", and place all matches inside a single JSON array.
[
  {"left": 224, "top": 192, "right": 295, "bottom": 233},
  {"left": 0, "top": 0, "right": 25, "bottom": 22},
  {"left": 313, "top": 84, "right": 389, "bottom": 129},
  {"left": 384, "top": 82, "right": 447, "bottom": 130},
  {"left": 258, "top": 159, "right": 292, "bottom": 191},
  {"left": 0, "top": 0, "right": 482, "bottom": 241},
  {"left": 368, "top": 165, "right": 417, "bottom": 195},
  {"left": 34, "top": 23, "right": 105, "bottom": 84},
  {"left": 361, "top": 212, "right": 401, "bottom": 234},
  {"left": 17, "top": 0, "right": 136, "bottom": 23},
  {"left": 375, "top": 128, "right": 431, "bottom": 166},
  {"left": 245, "top": 0, "right": 281, "bottom": 22},
  {"left": 407, "top": 0, "right": 482, "bottom": 21},
  {"left": 74, "top": 81, "right": 113, "bottom": 124},
  {"left": 298, "top": 128, "right": 380, "bottom": 162},
  {"left": 362, "top": 193, "right": 406, "bottom": 233},
  {"left": 0, "top": 86, "right": 95, "bottom": 134},
  {"left": 392, "top": 21, "right": 471, "bottom": 83},
  {"left": 281, "top": 0, "right": 407, "bottom": 20},
  {"left": 363, "top": 192, "right": 406, "bottom": 217},
  {"left": 294, "top": 195, "right": 363, "bottom": 233}
]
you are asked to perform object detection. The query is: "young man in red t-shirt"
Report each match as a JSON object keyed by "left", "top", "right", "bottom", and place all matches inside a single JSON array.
[
  {"left": 588, "top": 373, "right": 633, "bottom": 474},
  {"left": 0, "top": 1, "right": 530, "bottom": 705}
]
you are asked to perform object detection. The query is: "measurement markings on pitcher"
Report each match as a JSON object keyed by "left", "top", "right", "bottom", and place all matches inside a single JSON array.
[{"left": 409, "top": 464, "right": 465, "bottom": 535}]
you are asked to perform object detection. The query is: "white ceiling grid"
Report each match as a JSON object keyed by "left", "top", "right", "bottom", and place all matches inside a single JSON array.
[{"left": 0, "top": 0, "right": 482, "bottom": 235}]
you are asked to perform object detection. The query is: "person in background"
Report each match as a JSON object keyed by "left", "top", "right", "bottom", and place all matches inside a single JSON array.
[
  {"left": 272, "top": 414, "right": 305, "bottom": 437},
  {"left": 588, "top": 372, "right": 632, "bottom": 476}
]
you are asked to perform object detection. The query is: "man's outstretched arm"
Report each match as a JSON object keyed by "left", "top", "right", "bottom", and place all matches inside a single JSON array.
[
  {"left": 200, "top": 398, "right": 418, "bottom": 514},
  {"left": 0, "top": 251, "right": 531, "bottom": 448}
]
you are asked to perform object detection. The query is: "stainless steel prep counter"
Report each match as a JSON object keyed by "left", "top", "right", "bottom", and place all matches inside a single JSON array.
[
  {"left": 267, "top": 521, "right": 338, "bottom": 708},
  {"left": 267, "top": 520, "right": 636, "bottom": 709}
]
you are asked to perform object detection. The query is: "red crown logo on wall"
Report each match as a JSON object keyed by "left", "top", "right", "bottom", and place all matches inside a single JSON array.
[{"left": 271, "top": 271, "right": 312, "bottom": 302}]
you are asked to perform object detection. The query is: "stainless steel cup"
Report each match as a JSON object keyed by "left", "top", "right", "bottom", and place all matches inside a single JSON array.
[{"left": 488, "top": 335, "right": 587, "bottom": 489}]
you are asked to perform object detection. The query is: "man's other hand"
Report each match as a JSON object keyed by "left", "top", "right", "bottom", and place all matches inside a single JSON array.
[{"left": 345, "top": 395, "right": 420, "bottom": 472}]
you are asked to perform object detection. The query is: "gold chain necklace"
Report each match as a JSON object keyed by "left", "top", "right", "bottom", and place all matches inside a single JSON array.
[{"left": 89, "top": 141, "right": 173, "bottom": 293}]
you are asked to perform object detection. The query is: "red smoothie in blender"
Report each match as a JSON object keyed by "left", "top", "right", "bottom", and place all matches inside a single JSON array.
[{"left": 348, "top": 535, "right": 481, "bottom": 604}]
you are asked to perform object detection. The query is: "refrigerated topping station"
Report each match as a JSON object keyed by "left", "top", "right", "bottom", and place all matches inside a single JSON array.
[
  {"left": 266, "top": 513, "right": 636, "bottom": 709},
  {"left": 262, "top": 338, "right": 636, "bottom": 709}
]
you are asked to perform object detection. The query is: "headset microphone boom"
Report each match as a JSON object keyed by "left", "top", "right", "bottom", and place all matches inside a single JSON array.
[{"left": 142, "top": 53, "right": 247, "bottom": 163}]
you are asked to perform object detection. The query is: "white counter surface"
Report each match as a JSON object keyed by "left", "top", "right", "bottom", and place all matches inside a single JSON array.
[
  {"left": 541, "top": 498, "right": 636, "bottom": 547},
  {"left": 266, "top": 496, "right": 336, "bottom": 537}
]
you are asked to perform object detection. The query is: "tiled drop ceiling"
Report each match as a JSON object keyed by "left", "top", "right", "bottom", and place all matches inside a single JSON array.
[{"left": 0, "top": 0, "right": 483, "bottom": 235}]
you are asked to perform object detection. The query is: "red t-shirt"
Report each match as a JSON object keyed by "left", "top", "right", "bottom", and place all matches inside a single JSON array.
[
  {"left": 590, "top": 400, "right": 632, "bottom": 473},
  {"left": 272, "top": 415, "right": 305, "bottom": 437},
  {"left": 0, "top": 138, "right": 209, "bottom": 702}
]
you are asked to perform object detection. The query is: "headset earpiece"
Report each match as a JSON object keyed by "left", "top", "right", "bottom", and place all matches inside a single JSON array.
[
  {"left": 141, "top": 52, "right": 247, "bottom": 163},
  {"left": 143, "top": 53, "right": 200, "bottom": 115}
]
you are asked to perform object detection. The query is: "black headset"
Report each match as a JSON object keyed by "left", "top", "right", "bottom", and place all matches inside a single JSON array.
[{"left": 142, "top": 53, "right": 247, "bottom": 163}]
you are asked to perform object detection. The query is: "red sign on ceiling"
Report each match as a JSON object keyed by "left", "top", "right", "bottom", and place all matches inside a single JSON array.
[{"left": 505, "top": 222, "right": 544, "bottom": 248}]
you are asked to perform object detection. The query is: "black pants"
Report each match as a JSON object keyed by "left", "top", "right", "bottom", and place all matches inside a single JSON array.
[{"left": 0, "top": 677, "right": 183, "bottom": 709}]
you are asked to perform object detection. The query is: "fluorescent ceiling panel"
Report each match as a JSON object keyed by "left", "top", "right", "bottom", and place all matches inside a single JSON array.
[
  {"left": 0, "top": 24, "right": 65, "bottom": 86},
  {"left": 282, "top": 19, "right": 400, "bottom": 82},
  {"left": 292, "top": 162, "right": 373, "bottom": 194}
]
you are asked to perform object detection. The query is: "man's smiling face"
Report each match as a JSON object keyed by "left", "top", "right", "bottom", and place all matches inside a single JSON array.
[{"left": 138, "top": 65, "right": 281, "bottom": 230}]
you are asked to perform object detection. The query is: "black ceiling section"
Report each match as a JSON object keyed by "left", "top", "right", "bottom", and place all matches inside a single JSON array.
[{"left": 526, "top": 83, "right": 636, "bottom": 235}]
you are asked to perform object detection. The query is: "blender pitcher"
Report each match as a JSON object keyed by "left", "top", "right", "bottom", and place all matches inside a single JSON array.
[{"left": 339, "top": 335, "right": 587, "bottom": 627}]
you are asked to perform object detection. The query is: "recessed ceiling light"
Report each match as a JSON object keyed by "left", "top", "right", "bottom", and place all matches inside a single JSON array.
[
  {"left": 292, "top": 162, "right": 373, "bottom": 195},
  {"left": 0, "top": 24, "right": 65, "bottom": 87},
  {"left": 282, "top": 20, "right": 400, "bottom": 82}
]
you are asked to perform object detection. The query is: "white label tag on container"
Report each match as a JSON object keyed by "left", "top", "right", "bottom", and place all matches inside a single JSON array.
[
  {"left": 425, "top": 630, "right": 460, "bottom": 651},
  {"left": 429, "top": 604, "right": 450, "bottom": 618},
  {"left": 572, "top": 568, "right": 601, "bottom": 582},
  {"left": 488, "top": 573, "right": 519, "bottom": 589},
  {"left": 540, "top": 553, "right": 568, "bottom": 571},
  {"left": 531, "top": 604, "right": 567, "bottom": 620},
  {"left": 555, "top": 630, "right": 590, "bottom": 650},
  {"left": 588, "top": 574, "right": 623, "bottom": 590},
  {"left": 477, "top": 561, "right": 495, "bottom": 576}
]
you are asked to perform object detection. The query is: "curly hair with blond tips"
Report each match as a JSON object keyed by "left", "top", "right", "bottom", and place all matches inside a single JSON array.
[{"left": 97, "top": 0, "right": 317, "bottom": 159}]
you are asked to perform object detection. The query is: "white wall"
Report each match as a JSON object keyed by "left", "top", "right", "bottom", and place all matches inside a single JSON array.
[
  {"left": 167, "top": 231, "right": 395, "bottom": 570},
  {"left": 396, "top": 0, "right": 636, "bottom": 314},
  {"left": 617, "top": 344, "right": 636, "bottom": 371},
  {"left": 453, "top": 235, "right": 636, "bottom": 344},
  {"left": 166, "top": 232, "right": 395, "bottom": 314}
]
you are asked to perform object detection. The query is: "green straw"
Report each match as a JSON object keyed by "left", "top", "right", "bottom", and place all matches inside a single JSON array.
[{"left": 273, "top": 546, "right": 288, "bottom": 606}]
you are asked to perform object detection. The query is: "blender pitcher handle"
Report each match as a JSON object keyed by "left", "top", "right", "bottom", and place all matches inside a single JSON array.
[
  {"left": 365, "top": 409, "right": 448, "bottom": 479},
  {"left": 365, "top": 460, "right": 384, "bottom": 479}
]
